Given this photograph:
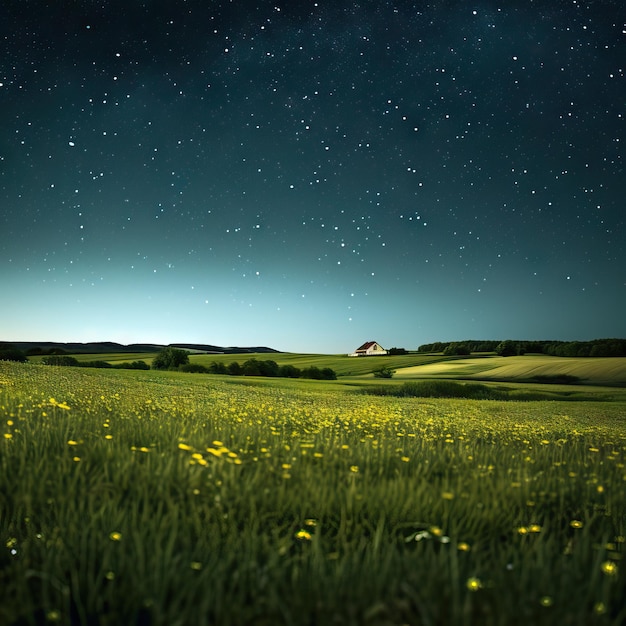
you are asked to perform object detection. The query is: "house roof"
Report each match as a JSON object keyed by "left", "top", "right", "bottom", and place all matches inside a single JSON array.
[{"left": 355, "top": 341, "right": 379, "bottom": 351}]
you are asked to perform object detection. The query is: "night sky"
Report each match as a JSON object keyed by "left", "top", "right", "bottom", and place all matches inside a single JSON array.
[{"left": 2, "top": 1, "right": 625, "bottom": 353}]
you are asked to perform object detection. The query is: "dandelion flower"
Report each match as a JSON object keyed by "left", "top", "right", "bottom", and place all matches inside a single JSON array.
[
  {"left": 109, "top": 532, "right": 122, "bottom": 542},
  {"left": 295, "top": 530, "right": 312, "bottom": 541},
  {"left": 349, "top": 465, "right": 359, "bottom": 473},
  {"left": 441, "top": 491, "right": 454, "bottom": 500},
  {"left": 540, "top": 596, "right": 553, "bottom": 607},
  {"left": 594, "top": 602, "right": 607, "bottom": 615},
  {"left": 457, "top": 542, "right": 471, "bottom": 552},
  {"left": 178, "top": 443, "right": 193, "bottom": 451},
  {"left": 601, "top": 561, "right": 618, "bottom": 576},
  {"left": 528, "top": 524, "right": 542, "bottom": 533},
  {"left": 570, "top": 520, "right": 583, "bottom": 529},
  {"left": 466, "top": 577, "right": 482, "bottom": 592},
  {"left": 3, "top": 433, "right": 12, "bottom": 439}
]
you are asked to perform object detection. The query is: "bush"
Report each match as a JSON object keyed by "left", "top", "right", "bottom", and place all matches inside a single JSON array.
[
  {"left": 209, "top": 361, "right": 229, "bottom": 375},
  {"left": 301, "top": 366, "right": 337, "bottom": 380},
  {"left": 278, "top": 364, "right": 301, "bottom": 378},
  {"left": 41, "top": 355, "right": 80, "bottom": 367},
  {"left": 113, "top": 361, "right": 150, "bottom": 370},
  {"left": 373, "top": 367, "right": 395, "bottom": 379},
  {"left": 179, "top": 363, "right": 209, "bottom": 374},
  {"left": 152, "top": 347, "right": 190, "bottom": 371},
  {"left": 365, "top": 381, "right": 502, "bottom": 400},
  {"left": 0, "top": 348, "right": 28, "bottom": 363}
]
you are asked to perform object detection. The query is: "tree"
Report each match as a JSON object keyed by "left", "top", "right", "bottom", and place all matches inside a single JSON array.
[
  {"left": 495, "top": 340, "right": 518, "bottom": 357},
  {"left": 209, "top": 361, "right": 229, "bottom": 375},
  {"left": 41, "top": 355, "right": 79, "bottom": 366},
  {"left": 0, "top": 346, "right": 28, "bottom": 362},
  {"left": 242, "top": 358, "right": 262, "bottom": 376},
  {"left": 151, "top": 347, "right": 190, "bottom": 370},
  {"left": 278, "top": 364, "right": 301, "bottom": 378},
  {"left": 388, "top": 347, "right": 408, "bottom": 355},
  {"left": 258, "top": 360, "right": 279, "bottom": 377},
  {"left": 373, "top": 366, "right": 395, "bottom": 378},
  {"left": 227, "top": 361, "right": 243, "bottom": 376},
  {"left": 443, "top": 343, "right": 470, "bottom": 356}
]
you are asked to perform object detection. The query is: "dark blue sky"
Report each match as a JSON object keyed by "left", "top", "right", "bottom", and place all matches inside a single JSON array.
[{"left": 1, "top": 1, "right": 624, "bottom": 353}]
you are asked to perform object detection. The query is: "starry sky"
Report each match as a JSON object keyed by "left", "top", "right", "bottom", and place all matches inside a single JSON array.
[{"left": 1, "top": 1, "right": 625, "bottom": 353}]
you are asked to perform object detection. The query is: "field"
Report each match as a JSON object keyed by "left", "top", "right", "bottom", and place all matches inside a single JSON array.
[
  {"left": 393, "top": 356, "right": 626, "bottom": 387},
  {"left": 1, "top": 360, "right": 625, "bottom": 625}
]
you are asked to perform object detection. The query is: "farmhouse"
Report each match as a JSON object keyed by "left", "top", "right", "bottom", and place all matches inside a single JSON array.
[{"left": 349, "top": 341, "right": 388, "bottom": 357}]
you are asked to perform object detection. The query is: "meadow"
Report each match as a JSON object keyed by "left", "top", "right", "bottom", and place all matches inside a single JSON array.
[{"left": 1, "top": 360, "right": 625, "bottom": 625}]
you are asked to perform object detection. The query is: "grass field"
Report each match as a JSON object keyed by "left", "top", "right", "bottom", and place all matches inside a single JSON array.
[
  {"left": 1, "top": 360, "right": 625, "bottom": 625},
  {"left": 29, "top": 351, "right": 626, "bottom": 388},
  {"left": 393, "top": 356, "right": 626, "bottom": 387}
]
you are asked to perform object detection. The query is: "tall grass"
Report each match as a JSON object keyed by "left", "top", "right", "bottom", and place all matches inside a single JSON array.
[{"left": 1, "top": 361, "right": 625, "bottom": 625}]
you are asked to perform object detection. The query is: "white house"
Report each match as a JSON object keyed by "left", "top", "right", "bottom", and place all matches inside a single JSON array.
[{"left": 349, "top": 341, "right": 388, "bottom": 356}]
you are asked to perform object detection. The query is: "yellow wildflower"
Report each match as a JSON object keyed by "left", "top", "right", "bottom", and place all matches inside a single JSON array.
[
  {"left": 109, "top": 532, "right": 122, "bottom": 541},
  {"left": 466, "top": 577, "right": 482, "bottom": 592},
  {"left": 601, "top": 561, "right": 618, "bottom": 576}
]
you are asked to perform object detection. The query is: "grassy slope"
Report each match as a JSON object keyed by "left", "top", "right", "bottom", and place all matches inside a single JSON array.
[
  {"left": 393, "top": 355, "right": 626, "bottom": 386},
  {"left": 1, "top": 361, "right": 626, "bottom": 625},
  {"left": 27, "top": 351, "right": 626, "bottom": 388}
]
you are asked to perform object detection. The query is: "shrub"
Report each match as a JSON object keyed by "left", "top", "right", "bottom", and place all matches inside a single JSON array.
[
  {"left": 152, "top": 347, "right": 190, "bottom": 371},
  {"left": 209, "top": 361, "right": 229, "bottom": 375},
  {"left": 278, "top": 364, "right": 301, "bottom": 378},
  {"left": 373, "top": 367, "right": 395, "bottom": 379},
  {"left": 0, "top": 348, "right": 28, "bottom": 363},
  {"left": 179, "top": 363, "right": 209, "bottom": 374},
  {"left": 41, "top": 355, "right": 79, "bottom": 367},
  {"left": 113, "top": 361, "right": 150, "bottom": 370}
]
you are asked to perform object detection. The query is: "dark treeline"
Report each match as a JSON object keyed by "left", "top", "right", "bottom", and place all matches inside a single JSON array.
[
  {"left": 418, "top": 339, "right": 626, "bottom": 357},
  {"left": 40, "top": 355, "right": 150, "bottom": 370},
  {"left": 182, "top": 358, "right": 337, "bottom": 381}
]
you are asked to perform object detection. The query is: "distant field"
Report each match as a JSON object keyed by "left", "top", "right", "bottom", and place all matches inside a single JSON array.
[
  {"left": 394, "top": 355, "right": 626, "bottom": 386},
  {"left": 29, "top": 351, "right": 456, "bottom": 376},
  {"left": 189, "top": 352, "right": 455, "bottom": 376},
  {"left": 26, "top": 352, "right": 626, "bottom": 387},
  {"left": 27, "top": 352, "right": 156, "bottom": 364}
]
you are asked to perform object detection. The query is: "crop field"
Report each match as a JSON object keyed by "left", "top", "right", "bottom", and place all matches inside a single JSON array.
[
  {"left": 1, "top": 360, "right": 625, "bottom": 625},
  {"left": 393, "top": 356, "right": 626, "bottom": 387}
]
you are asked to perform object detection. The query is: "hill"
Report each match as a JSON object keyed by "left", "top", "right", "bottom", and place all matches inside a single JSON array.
[{"left": 1, "top": 341, "right": 280, "bottom": 355}]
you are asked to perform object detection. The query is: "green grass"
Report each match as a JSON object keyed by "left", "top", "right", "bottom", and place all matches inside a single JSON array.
[
  {"left": 1, "top": 361, "right": 625, "bottom": 625},
  {"left": 393, "top": 355, "right": 626, "bottom": 387}
]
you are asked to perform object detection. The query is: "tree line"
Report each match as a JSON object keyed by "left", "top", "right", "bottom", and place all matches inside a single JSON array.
[
  {"left": 40, "top": 356, "right": 150, "bottom": 369},
  {"left": 417, "top": 338, "right": 626, "bottom": 357},
  {"left": 152, "top": 347, "right": 337, "bottom": 380}
]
